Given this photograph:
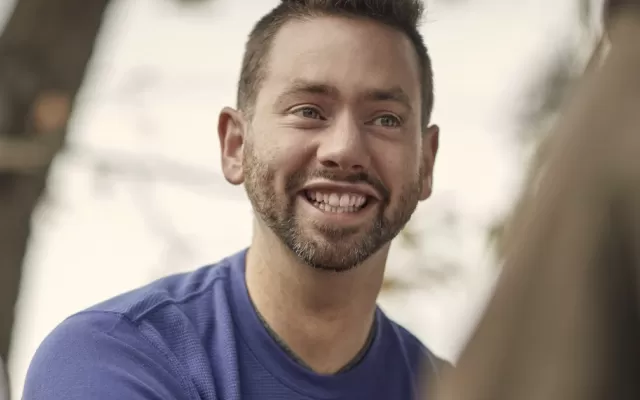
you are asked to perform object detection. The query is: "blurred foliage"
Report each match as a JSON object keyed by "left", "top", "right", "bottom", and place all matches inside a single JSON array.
[
  {"left": 383, "top": 207, "right": 463, "bottom": 293},
  {"left": 489, "top": 0, "right": 604, "bottom": 260}
]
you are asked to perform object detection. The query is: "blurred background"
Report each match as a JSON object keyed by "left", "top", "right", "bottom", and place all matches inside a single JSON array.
[{"left": 0, "top": 0, "right": 602, "bottom": 398}]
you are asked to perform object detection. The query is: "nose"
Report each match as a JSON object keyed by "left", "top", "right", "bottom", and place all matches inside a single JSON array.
[{"left": 316, "top": 114, "right": 370, "bottom": 172}]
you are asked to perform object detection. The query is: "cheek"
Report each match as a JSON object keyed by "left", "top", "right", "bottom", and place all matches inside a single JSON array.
[
  {"left": 374, "top": 148, "right": 421, "bottom": 192},
  {"left": 252, "top": 141, "right": 311, "bottom": 193},
  {"left": 270, "top": 147, "right": 308, "bottom": 179},
  {"left": 253, "top": 126, "right": 311, "bottom": 165}
]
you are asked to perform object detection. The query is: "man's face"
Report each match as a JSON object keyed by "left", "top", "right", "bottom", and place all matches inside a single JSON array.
[{"left": 227, "top": 16, "right": 438, "bottom": 271}]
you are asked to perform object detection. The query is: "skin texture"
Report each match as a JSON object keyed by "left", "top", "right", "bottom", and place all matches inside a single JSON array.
[{"left": 218, "top": 15, "right": 438, "bottom": 373}]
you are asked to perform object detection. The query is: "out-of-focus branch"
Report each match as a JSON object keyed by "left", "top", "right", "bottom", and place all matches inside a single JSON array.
[
  {"left": 65, "top": 144, "right": 240, "bottom": 194},
  {"left": 0, "top": 135, "right": 62, "bottom": 172}
]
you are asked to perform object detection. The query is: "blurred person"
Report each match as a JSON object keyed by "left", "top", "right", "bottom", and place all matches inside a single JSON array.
[
  {"left": 424, "top": 1, "right": 640, "bottom": 400},
  {"left": 23, "top": 0, "right": 445, "bottom": 398}
]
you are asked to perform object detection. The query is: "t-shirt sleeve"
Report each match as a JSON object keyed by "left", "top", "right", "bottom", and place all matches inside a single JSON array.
[{"left": 23, "top": 311, "right": 189, "bottom": 400}]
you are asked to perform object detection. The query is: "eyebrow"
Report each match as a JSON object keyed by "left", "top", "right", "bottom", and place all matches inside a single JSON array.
[
  {"left": 276, "top": 80, "right": 339, "bottom": 102},
  {"left": 276, "top": 79, "right": 412, "bottom": 111},
  {"left": 361, "top": 86, "right": 412, "bottom": 112}
]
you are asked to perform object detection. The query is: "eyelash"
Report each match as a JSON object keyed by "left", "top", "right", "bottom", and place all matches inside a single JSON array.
[{"left": 290, "top": 106, "right": 402, "bottom": 128}]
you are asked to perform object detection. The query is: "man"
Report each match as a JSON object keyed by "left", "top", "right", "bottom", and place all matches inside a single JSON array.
[{"left": 23, "top": 0, "right": 443, "bottom": 398}]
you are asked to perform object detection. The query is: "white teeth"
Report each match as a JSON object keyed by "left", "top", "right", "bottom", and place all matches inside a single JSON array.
[
  {"left": 339, "top": 194, "right": 350, "bottom": 207},
  {"left": 328, "top": 193, "right": 340, "bottom": 207},
  {"left": 305, "top": 190, "right": 368, "bottom": 213}
]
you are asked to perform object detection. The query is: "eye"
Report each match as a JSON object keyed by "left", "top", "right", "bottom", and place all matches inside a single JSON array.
[
  {"left": 371, "top": 114, "right": 402, "bottom": 128},
  {"left": 292, "top": 106, "right": 324, "bottom": 120}
]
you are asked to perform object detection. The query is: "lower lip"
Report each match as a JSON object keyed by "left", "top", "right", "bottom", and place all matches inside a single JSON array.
[{"left": 298, "top": 194, "right": 376, "bottom": 224}]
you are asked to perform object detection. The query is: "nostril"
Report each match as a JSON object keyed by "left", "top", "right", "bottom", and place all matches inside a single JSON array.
[
  {"left": 320, "top": 160, "right": 365, "bottom": 172},
  {"left": 320, "top": 160, "right": 340, "bottom": 168}
]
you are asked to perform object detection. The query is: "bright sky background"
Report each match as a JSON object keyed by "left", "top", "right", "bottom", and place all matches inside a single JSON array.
[{"left": 4, "top": 0, "right": 580, "bottom": 396}]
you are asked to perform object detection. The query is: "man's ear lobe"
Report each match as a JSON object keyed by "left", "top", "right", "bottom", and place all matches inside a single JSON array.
[
  {"left": 218, "top": 107, "right": 246, "bottom": 185},
  {"left": 419, "top": 124, "right": 439, "bottom": 201},
  {"left": 420, "top": 175, "right": 433, "bottom": 201},
  {"left": 426, "top": 124, "right": 439, "bottom": 158}
]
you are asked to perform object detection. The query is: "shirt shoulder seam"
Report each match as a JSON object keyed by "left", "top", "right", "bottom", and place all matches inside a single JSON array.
[{"left": 132, "top": 270, "right": 230, "bottom": 323}]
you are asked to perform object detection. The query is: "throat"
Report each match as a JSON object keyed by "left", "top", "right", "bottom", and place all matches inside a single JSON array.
[
  {"left": 244, "top": 241, "right": 385, "bottom": 374},
  {"left": 252, "top": 295, "right": 377, "bottom": 374}
]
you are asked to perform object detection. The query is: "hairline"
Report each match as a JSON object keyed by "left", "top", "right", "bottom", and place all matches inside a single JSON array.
[{"left": 238, "top": 11, "right": 433, "bottom": 129}]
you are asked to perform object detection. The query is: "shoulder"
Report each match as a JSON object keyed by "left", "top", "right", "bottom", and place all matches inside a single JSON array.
[
  {"left": 24, "top": 251, "right": 246, "bottom": 399},
  {"left": 23, "top": 311, "right": 187, "bottom": 399},
  {"left": 87, "top": 255, "right": 235, "bottom": 323}
]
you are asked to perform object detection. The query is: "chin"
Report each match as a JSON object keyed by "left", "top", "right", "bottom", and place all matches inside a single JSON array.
[
  {"left": 302, "top": 254, "right": 363, "bottom": 273},
  {"left": 289, "top": 230, "right": 378, "bottom": 273}
]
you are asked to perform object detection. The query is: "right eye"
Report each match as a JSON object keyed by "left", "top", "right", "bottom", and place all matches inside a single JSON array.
[{"left": 292, "top": 106, "right": 324, "bottom": 120}]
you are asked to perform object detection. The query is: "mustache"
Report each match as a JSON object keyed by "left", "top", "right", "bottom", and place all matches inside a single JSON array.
[{"left": 287, "top": 169, "right": 390, "bottom": 203}]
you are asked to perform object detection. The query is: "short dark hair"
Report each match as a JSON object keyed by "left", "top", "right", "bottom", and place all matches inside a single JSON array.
[{"left": 236, "top": 0, "right": 434, "bottom": 129}]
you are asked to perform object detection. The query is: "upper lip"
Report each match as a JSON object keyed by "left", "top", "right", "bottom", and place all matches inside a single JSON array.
[{"left": 301, "top": 180, "right": 381, "bottom": 200}]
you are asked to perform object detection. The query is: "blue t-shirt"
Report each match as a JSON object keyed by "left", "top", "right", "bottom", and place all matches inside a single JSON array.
[{"left": 24, "top": 249, "right": 441, "bottom": 399}]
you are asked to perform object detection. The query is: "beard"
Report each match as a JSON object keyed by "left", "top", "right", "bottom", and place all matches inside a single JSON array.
[{"left": 242, "top": 139, "right": 424, "bottom": 272}]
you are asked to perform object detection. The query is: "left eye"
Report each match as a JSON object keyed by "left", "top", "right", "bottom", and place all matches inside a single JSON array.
[
  {"left": 371, "top": 115, "right": 401, "bottom": 127},
  {"left": 292, "top": 106, "right": 324, "bottom": 120}
]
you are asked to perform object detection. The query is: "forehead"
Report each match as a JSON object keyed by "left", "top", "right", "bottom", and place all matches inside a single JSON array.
[{"left": 257, "top": 15, "right": 421, "bottom": 105}]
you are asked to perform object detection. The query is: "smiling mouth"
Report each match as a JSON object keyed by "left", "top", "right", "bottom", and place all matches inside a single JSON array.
[{"left": 303, "top": 190, "right": 371, "bottom": 213}]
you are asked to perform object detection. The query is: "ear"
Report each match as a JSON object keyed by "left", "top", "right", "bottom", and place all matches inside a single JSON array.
[
  {"left": 419, "top": 124, "right": 439, "bottom": 201},
  {"left": 218, "top": 107, "right": 246, "bottom": 185}
]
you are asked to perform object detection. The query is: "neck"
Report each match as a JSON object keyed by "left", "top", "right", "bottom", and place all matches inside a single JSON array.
[{"left": 245, "top": 219, "right": 388, "bottom": 374}]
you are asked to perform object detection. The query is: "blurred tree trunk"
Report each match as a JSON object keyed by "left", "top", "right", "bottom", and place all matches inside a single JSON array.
[{"left": 0, "top": 0, "right": 111, "bottom": 364}]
